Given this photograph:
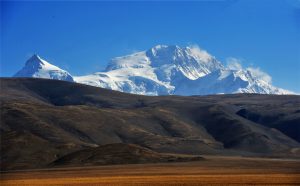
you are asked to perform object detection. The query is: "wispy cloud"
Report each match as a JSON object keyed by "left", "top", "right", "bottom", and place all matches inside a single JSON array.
[
  {"left": 226, "top": 57, "right": 272, "bottom": 83},
  {"left": 226, "top": 57, "right": 243, "bottom": 70},
  {"left": 247, "top": 67, "right": 272, "bottom": 83}
]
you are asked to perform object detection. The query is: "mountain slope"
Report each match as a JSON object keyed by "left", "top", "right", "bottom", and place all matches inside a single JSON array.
[
  {"left": 14, "top": 55, "right": 74, "bottom": 82},
  {"left": 51, "top": 143, "right": 203, "bottom": 167},
  {"left": 174, "top": 69, "right": 291, "bottom": 95},
  {"left": 1, "top": 78, "right": 299, "bottom": 170}
]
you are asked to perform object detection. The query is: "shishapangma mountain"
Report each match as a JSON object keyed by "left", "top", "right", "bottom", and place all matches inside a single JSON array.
[{"left": 14, "top": 45, "right": 293, "bottom": 95}]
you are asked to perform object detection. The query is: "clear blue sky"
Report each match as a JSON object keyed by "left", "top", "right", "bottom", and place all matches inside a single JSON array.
[{"left": 1, "top": 0, "right": 300, "bottom": 92}]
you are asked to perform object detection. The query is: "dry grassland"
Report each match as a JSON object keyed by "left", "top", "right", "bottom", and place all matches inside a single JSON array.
[{"left": 1, "top": 156, "right": 300, "bottom": 186}]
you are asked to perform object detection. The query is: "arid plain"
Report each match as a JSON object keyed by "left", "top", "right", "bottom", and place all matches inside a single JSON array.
[{"left": 1, "top": 156, "right": 300, "bottom": 186}]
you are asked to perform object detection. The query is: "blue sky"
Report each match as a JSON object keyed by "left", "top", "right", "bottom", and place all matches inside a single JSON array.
[{"left": 1, "top": 0, "right": 300, "bottom": 92}]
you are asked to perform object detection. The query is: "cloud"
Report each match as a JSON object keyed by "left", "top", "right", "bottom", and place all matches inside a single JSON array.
[
  {"left": 187, "top": 44, "right": 212, "bottom": 61},
  {"left": 226, "top": 57, "right": 243, "bottom": 70},
  {"left": 247, "top": 67, "right": 272, "bottom": 83},
  {"left": 226, "top": 57, "right": 272, "bottom": 83},
  {"left": 187, "top": 44, "right": 204, "bottom": 53}
]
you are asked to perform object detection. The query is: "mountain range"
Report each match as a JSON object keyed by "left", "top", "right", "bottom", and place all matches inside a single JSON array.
[{"left": 14, "top": 45, "right": 292, "bottom": 95}]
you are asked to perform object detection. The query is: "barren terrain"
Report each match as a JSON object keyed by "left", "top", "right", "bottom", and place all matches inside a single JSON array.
[
  {"left": 1, "top": 78, "right": 300, "bottom": 171},
  {"left": 1, "top": 78, "right": 300, "bottom": 185}
]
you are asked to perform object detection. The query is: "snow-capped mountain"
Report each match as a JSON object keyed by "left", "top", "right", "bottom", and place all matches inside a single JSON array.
[
  {"left": 14, "top": 45, "right": 293, "bottom": 95},
  {"left": 74, "top": 45, "right": 291, "bottom": 95},
  {"left": 74, "top": 45, "right": 226, "bottom": 95},
  {"left": 174, "top": 68, "right": 291, "bottom": 95},
  {"left": 14, "top": 54, "right": 74, "bottom": 82}
]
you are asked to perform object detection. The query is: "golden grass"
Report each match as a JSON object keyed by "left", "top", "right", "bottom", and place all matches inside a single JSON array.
[
  {"left": 2, "top": 156, "right": 300, "bottom": 186},
  {"left": 2, "top": 174, "right": 300, "bottom": 186}
]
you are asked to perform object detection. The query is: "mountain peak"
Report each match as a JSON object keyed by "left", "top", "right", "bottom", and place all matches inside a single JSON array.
[
  {"left": 31, "top": 54, "right": 41, "bottom": 59},
  {"left": 25, "top": 54, "right": 46, "bottom": 67},
  {"left": 29, "top": 54, "right": 45, "bottom": 62},
  {"left": 14, "top": 55, "right": 74, "bottom": 82}
]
